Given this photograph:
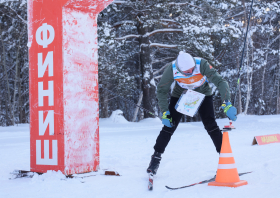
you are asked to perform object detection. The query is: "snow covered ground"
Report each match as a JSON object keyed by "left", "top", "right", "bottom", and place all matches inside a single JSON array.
[{"left": 0, "top": 114, "right": 280, "bottom": 198}]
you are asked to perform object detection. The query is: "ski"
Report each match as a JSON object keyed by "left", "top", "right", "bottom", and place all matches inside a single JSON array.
[
  {"left": 148, "top": 173, "right": 153, "bottom": 191},
  {"left": 165, "top": 171, "right": 252, "bottom": 190}
]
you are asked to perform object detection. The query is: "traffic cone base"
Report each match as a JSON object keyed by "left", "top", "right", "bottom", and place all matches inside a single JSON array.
[
  {"left": 208, "top": 180, "right": 248, "bottom": 188},
  {"left": 215, "top": 168, "right": 240, "bottom": 183},
  {"left": 208, "top": 132, "right": 248, "bottom": 188}
]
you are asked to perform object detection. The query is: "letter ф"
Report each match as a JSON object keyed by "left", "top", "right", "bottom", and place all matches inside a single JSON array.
[{"left": 36, "top": 23, "right": 55, "bottom": 48}]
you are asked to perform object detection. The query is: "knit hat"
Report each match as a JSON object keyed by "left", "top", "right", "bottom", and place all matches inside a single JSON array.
[{"left": 176, "top": 51, "right": 195, "bottom": 71}]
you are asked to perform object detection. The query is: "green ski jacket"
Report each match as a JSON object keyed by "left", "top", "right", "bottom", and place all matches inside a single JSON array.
[{"left": 157, "top": 59, "right": 231, "bottom": 112}]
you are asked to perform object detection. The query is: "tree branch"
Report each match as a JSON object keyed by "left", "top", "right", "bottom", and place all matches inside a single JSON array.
[
  {"left": 136, "top": 16, "right": 143, "bottom": 25},
  {"left": 146, "top": 28, "right": 183, "bottom": 37},
  {"left": 153, "top": 62, "right": 170, "bottom": 75},
  {"left": 224, "top": 11, "right": 245, "bottom": 20},
  {"left": 152, "top": 57, "right": 174, "bottom": 65},
  {"left": 150, "top": 43, "right": 178, "bottom": 48},
  {"left": 169, "top": 2, "right": 205, "bottom": 10},
  {"left": 154, "top": 75, "right": 162, "bottom": 79},
  {"left": 269, "top": 34, "right": 280, "bottom": 47},
  {"left": 112, "top": 1, "right": 127, "bottom": 5},
  {"left": 112, "top": 20, "right": 136, "bottom": 28},
  {"left": 6, "top": 6, "right": 27, "bottom": 25},
  {"left": 160, "top": 19, "right": 181, "bottom": 26},
  {"left": 115, "top": 34, "right": 140, "bottom": 40}
]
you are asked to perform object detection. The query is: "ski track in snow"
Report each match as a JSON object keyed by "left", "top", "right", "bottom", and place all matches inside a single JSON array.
[{"left": 0, "top": 115, "right": 280, "bottom": 198}]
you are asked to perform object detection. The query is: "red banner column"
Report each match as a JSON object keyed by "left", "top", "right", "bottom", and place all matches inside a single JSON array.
[{"left": 28, "top": 0, "right": 113, "bottom": 174}]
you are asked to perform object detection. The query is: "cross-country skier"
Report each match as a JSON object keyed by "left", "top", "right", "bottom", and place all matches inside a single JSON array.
[{"left": 147, "top": 52, "right": 237, "bottom": 175}]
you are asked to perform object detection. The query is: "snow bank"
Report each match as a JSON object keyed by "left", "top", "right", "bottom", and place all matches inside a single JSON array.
[
  {"left": 31, "top": 170, "right": 66, "bottom": 182},
  {"left": 1, "top": 115, "right": 280, "bottom": 198},
  {"left": 109, "top": 109, "right": 128, "bottom": 123}
]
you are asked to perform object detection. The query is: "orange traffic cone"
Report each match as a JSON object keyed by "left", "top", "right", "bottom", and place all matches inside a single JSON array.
[{"left": 208, "top": 132, "right": 248, "bottom": 187}]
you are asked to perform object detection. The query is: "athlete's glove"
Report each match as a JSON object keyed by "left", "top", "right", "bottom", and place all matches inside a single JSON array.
[
  {"left": 162, "top": 111, "right": 173, "bottom": 128},
  {"left": 221, "top": 100, "right": 237, "bottom": 121}
]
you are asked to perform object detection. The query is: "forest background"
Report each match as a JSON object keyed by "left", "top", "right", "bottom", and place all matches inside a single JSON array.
[{"left": 0, "top": 0, "right": 279, "bottom": 126}]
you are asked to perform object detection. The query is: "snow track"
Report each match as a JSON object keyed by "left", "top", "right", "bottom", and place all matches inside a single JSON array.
[{"left": 0, "top": 116, "right": 280, "bottom": 198}]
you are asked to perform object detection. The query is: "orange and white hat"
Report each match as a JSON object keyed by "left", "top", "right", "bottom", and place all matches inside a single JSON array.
[{"left": 176, "top": 51, "right": 195, "bottom": 72}]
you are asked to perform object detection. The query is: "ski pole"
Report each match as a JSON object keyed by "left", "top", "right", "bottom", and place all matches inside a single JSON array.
[
  {"left": 99, "top": 85, "right": 161, "bottom": 119},
  {"left": 232, "top": 0, "right": 254, "bottom": 106}
]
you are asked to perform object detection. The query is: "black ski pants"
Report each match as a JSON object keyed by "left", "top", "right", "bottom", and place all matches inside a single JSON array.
[{"left": 154, "top": 96, "right": 222, "bottom": 154}]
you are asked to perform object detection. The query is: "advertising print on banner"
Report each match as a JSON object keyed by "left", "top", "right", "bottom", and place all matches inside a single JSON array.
[
  {"left": 28, "top": 0, "right": 113, "bottom": 174},
  {"left": 252, "top": 134, "right": 280, "bottom": 146}
]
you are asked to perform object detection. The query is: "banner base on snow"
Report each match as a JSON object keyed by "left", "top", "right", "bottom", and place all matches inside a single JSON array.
[{"left": 10, "top": 169, "right": 120, "bottom": 180}]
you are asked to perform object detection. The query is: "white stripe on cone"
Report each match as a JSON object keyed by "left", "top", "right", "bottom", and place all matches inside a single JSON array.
[
  {"left": 219, "top": 153, "right": 234, "bottom": 157},
  {"left": 218, "top": 164, "right": 236, "bottom": 169}
]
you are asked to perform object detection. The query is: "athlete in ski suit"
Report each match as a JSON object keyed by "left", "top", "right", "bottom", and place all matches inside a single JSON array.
[{"left": 147, "top": 52, "right": 237, "bottom": 175}]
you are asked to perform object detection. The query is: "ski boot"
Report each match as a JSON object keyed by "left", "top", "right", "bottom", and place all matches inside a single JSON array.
[{"left": 147, "top": 151, "right": 162, "bottom": 175}]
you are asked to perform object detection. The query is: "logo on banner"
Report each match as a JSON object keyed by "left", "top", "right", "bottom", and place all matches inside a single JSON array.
[{"left": 252, "top": 134, "right": 280, "bottom": 146}]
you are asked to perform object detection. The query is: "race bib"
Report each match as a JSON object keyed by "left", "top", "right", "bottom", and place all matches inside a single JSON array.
[{"left": 175, "top": 90, "right": 205, "bottom": 117}]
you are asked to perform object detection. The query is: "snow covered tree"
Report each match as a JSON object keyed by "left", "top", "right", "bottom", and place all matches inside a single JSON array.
[
  {"left": 0, "top": 0, "right": 28, "bottom": 126},
  {"left": 98, "top": 0, "right": 243, "bottom": 120},
  {"left": 98, "top": 5, "right": 139, "bottom": 120},
  {"left": 1, "top": 0, "right": 279, "bottom": 125}
]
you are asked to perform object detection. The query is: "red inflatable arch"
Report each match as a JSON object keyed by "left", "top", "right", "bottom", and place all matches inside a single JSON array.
[{"left": 28, "top": 0, "right": 113, "bottom": 175}]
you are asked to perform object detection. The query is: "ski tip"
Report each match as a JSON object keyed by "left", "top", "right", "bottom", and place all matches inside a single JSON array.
[
  {"left": 165, "top": 186, "right": 173, "bottom": 190},
  {"left": 148, "top": 173, "right": 153, "bottom": 191}
]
